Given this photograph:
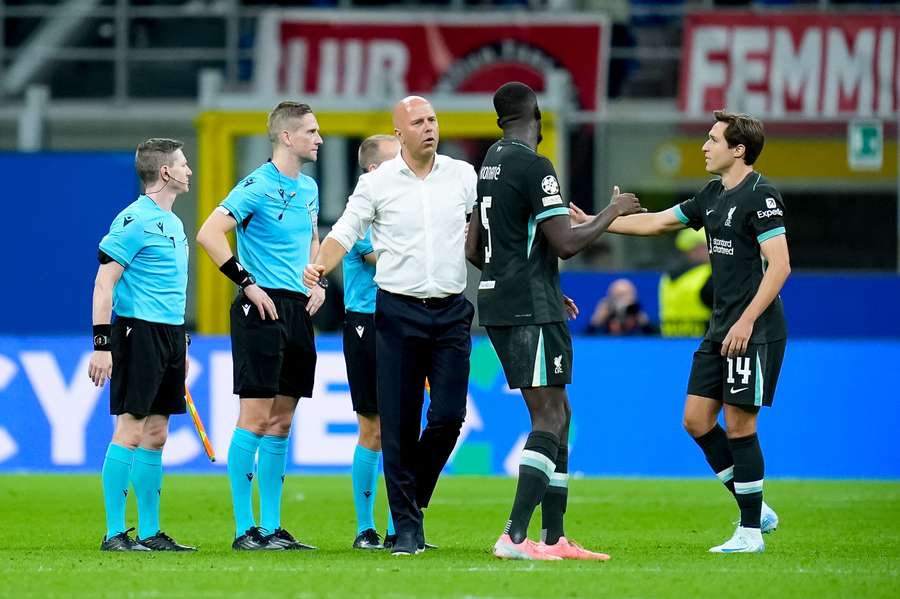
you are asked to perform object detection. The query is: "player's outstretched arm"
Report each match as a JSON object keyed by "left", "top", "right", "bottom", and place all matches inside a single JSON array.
[
  {"left": 88, "top": 261, "right": 124, "bottom": 387},
  {"left": 541, "top": 186, "right": 644, "bottom": 259},
  {"left": 720, "top": 234, "right": 791, "bottom": 358},
  {"left": 465, "top": 208, "right": 483, "bottom": 269},
  {"left": 570, "top": 202, "right": 685, "bottom": 236}
]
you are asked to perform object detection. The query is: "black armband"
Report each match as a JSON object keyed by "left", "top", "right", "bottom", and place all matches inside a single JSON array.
[
  {"left": 219, "top": 256, "right": 256, "bottom": 288},
  {"left": 93, "top": 324, "right": 112, "bottom": 351},
  {"left": 98, "top": 249, "right": 114, "bottom": 264}
]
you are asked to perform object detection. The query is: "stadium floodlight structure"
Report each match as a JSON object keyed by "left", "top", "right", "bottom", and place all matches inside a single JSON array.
[{"left": 194, "top": 69, "right": 572, "bottom": 334}]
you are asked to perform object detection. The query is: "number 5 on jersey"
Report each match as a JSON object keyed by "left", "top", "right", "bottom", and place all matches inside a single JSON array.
[{"left": 481, "top": 196, "right": 492, "bottom": 264}]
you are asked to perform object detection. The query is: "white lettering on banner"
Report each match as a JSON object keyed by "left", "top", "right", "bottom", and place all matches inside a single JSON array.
[
  {"left": 210, "top": 351, "right": 239, "bottom": 467},
  {"left": 0, "top": 355, "right": 19, "bottom": 462},
  {"left": 161, "top": 358, "right": 203, "bottom": 466},
  {"left": 770, "top": 28, "right": 822, "bottom": 117},
  {"left": 727, "top": 27, "right": 769, "bottom": 115},
  {"left": 293, "top": 353, "right": 358, "bottom": 465},
  {"left": 283, "top": 39, "right": 409, "bottom": 97},
  {"left": 824, "top": 28, "right": 876, "bottom": 117},
  {"left": 21, "top": 352, "right": 103, "bottom": 465},
  {"left": 683, "top": 16, "right": 900, "bottom": 117},
  {"left": 687, "top": 26, "right": 729, "bottom": 116}
]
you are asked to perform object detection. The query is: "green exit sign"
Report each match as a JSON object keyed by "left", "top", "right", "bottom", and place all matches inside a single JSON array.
[{"left": 848, "top": 120, "right": 883, "bottom": 171}]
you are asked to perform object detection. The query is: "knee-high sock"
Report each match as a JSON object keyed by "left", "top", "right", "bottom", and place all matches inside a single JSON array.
[
  {"left": 693, "top": 423, "right": 736, "bottom": 494},
  {"left": 131, "top": 447, "right": 163, "bottom": 539},
  {"left": 730, "top": 433, "right": 765, "bottom": 528},
  {"left": 102, "top": 443, "right": 135, "bottom": 539},
  {"left": 258, "top": 434, "right": 290, "bottom": 534},
  {"left": 352, "top": 445, "right": 380, "bottom": 534},
  {"left": 505, "top": 431, "right": 559, "bottom": 544},
  {"left": 227, "top": 428, "right": 262, "bottom": 537},
  {"left": 541, "top": 442, "right": 568, "bottom": 544}
]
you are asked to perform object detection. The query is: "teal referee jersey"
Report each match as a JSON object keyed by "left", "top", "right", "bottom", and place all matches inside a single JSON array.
[{"left": 99, "top": 195, "right": 188, "bottom": 325}]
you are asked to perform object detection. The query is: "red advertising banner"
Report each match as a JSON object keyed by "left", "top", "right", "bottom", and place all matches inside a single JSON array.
[
  {"left": 255, "top": 11, "right": 609, "bottom": 109},
  {"left": 680, "top": 12, "right": 900, "bottom": 118}
]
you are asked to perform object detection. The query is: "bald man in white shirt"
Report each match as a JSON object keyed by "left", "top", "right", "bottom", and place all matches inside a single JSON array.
[{"left": 305, "top": 96, "right": 477, "bottom": 556}]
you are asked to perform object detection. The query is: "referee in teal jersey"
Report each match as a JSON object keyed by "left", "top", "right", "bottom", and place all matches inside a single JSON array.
[
  {"left": 89, "top": 138, "right": 196, "bottom": 552},
  {"left": 344, "top": 135, "right": 399, "bottom": 550},
  {"left": 197, "top": 102, "right": 325, "bottom": 551}
]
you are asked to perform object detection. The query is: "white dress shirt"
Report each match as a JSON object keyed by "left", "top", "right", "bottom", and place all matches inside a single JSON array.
[{"left": 328, "top": 152, "right": 477, "bottom": 298}]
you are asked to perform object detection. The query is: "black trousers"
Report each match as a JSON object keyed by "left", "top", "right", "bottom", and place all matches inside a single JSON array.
[{"left": 375, "top": 289, "right": 474, "bottom": 536}]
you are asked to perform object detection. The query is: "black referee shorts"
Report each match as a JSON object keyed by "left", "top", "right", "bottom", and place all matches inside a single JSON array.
[
  {"left": 687, "top": 338, "right": 786, "bottom": 408},
  {"left": 110, "top": 317, "right": 186, "bottom": 417},
  {"left": 343, "top": 311, "right": 377, "bottom": 415},
  {"left": 230, "top": 288, "right": 316, "bottom": 399}
]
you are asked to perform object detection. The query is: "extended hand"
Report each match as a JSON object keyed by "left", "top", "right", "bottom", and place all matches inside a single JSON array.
[
  {"left": 244, "top": 284, "right": 278, "bottom": 320},
  {"left": 307, "top": 284, "right": 325, "bottom": 315},
  {"left": 568, "top": 202, "right": 591, "bottom": 226},
  {"left": 721, "top": 317, "right": 754, "bottom": 358},
  {"left": 88, "top": 351, "right": 112, "bottom": 387},
  {"left": 609, "top": 185, "right": 645, "bottom": 217},
  {"left": 303, "top": 263, "right": 326, "bottom": 289},
  {"left": 563, "top": 295, "right": 579, "bottom": 320}
]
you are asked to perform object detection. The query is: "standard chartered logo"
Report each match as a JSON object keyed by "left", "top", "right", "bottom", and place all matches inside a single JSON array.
[{"left": 711, "top": 238, "right": 734, "bottom": 256}]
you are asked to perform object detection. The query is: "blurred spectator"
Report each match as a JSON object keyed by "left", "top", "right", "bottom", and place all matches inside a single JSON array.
[
  {"left": 659, "top": 227, "right": 712, "bottom": 338},
  {"left": 585, "top": 278, "right": 656, "bottom": 335}
]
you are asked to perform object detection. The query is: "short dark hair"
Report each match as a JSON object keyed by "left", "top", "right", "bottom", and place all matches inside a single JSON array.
[
  {"left": 268, "top": 101, "right": 313, "bottom": 143},
  {"left": 493, "top": 82, "right": 539, "bottom": 129},
  {"left": 713, "top": 110, "right": 765, "bottom": 165},
  {"left": 358, "top": 134, "right": 398, "bottom": 171},
  {"left": 135, "top": 138, "right": 183, "bottom": 186}
]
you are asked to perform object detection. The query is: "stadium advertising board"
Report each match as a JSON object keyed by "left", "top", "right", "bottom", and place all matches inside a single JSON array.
[
  {"left": 254, "top": 11, "right": 609, "bottom": 109},
  {"left": 680, "top": 12, "right": 900, "bottom": 118},
  {"left": 1, "top": 336, "right": 897, "bottom": 478}
]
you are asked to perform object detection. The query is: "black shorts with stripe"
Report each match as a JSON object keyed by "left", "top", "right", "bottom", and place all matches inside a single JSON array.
[
  {"left": 230, "top": 288, "right": 316, "bottom": 399},
  {"left": 343, "top": 311, "right": 377, "bottom": 414},
  {"left": 110, "top": 317, "right": 186, "bottom": 417},
  {"left": 687, "top": 338, "right": 786, "bottom": 408},
  {"left": 486, "top": 322, "right": 573, "bottom": 389}
]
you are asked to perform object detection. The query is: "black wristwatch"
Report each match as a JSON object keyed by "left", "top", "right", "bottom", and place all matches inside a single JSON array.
[
  {"left": 93, "top": 334, "right": 111, "bottom": 351},
  {"left": 317, "top": 278, "right": 329, "bottom": 290}
]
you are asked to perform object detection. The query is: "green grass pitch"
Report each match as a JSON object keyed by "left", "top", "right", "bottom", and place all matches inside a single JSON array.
[{"left": 1, "top": 475, "right": 897, "bottom": 598}]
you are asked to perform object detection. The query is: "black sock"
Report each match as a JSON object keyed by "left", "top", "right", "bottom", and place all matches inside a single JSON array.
[
  {"left": 693, "top": 423, "right": 736, "bottom": 494},
  {"left": 541, "top": 442, "right": 568, "bottom": 544},
  {"left": 729, "top": 433, "right": 764, "bottom": 529},
  {"left": 506, "top": 431, "right": 558, "bottom": 544}
]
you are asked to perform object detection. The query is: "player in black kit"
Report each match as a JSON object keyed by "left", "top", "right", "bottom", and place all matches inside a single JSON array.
[
  {"left": 466, "top": 82, "right": 644, "bottom": 560},
  {"left": 571, "top": 110, "right": 790, "bottom": 554}
]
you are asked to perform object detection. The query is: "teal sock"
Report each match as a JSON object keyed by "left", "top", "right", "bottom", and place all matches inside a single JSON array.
[
  {"left": 386, "top": 503, "right": 396, "bottom": 536},
  {"left": 101, "top": 443, "right": 134, "bottom": 539},
  {"left": 228, "top": 428, "right": 262, "bottom": 538},
  {"left": 258, "top": 435, "right": 290, "bottom": 535},
  {"left": 351, "top": 445, "right": 380, "bottom": 534},
  {"left": 131, "top": 447, "right": 163, "bottom": 540}
]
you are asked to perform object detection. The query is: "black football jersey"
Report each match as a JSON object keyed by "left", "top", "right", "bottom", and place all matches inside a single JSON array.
[
  {"left": 474, "top": 139, "right": 571, "bottom": 326},
  {"left": 676, "top": 172, "right": 788, "bottom": 343}
]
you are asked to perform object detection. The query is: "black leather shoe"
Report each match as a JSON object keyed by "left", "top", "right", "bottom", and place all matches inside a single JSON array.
[
  {"left": 417, "top": 516, "right": 438, "bottom": 551},
  {"left": 390, "top": 532, "right": 420, "bottom": 556},
  {"left": 137, "top": 531, "right": 197, "bottom": 551},
  {"left": 267, "top": 527, "right": 317, "bottom": 550},
  {"left": 100, "top": 528, "right": 150, "bottom": 552},
  {"left": 232, "top": 526, "right": 281, "bottom": 550},
  {"left": 352, "top": 528, "right": 383, "bottom": 549}
]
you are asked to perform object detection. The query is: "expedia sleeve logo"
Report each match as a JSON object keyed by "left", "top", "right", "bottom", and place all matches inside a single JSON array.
[{"left": 757, "top": 198, "right": 783, "bottom": 219}]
